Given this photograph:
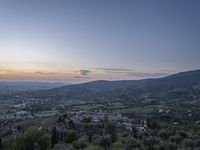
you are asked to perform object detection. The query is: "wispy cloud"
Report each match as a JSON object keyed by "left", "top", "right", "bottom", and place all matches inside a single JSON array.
[
  {"left": 160, "top": 69, "right": 177, "bottom": 73},
  {"left": 75, "top": 70, "right": 91, "bottom": 76},
  {"left": 96, "top": 68, "right": 132, "bottom": 72},
  {"left": 0, "top": 68, "right": 73, "bottom": 82},
  {"left": 35, "top": 71, "right": 57, "bottom": 75},
  {"left": 96, "top": 68, "right": 172, "bottom": 78},
  {"left": 127, "top": 72, "right": 169, "bottom": 77},
  {"left": 73, "top": 76, "right": 91, "bottom": 79}
]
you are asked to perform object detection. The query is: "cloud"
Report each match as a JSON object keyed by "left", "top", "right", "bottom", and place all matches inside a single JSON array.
[
  {"left": 96, "top": 68, "right": 132, "bottom": 72},
  {"left": 127, "top": 72, "right": 169, "bottom": 77},
  {"left": 35, "top": 71, "right": 57, "bottom": 75},
  {"left": 75, "top": 70, "right": 91, "bottom": 76},
  {"left": 160, "top": 69, "right": 177, "bottom": 73},
  {"left": 73, "top": 76, "right": 91, "bottom": 79},
  {"left": 96, "top": 68, "right": 134, "bottom": 75},
  {"left": 96, "top": 67, "right": 172, "bottom": 78}
]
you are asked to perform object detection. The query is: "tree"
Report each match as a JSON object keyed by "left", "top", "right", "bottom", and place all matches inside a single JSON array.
[
  {"left": 38, "top": 133, "right": 51, "bottom": 150},
  {"left": 105, "top": 123, "right": 117, "bottom": 142},
  {"left": 143, "top": 136, "right": 159, "bottom": 149},
  {"left": 15, "top": 127, "right": 51, "bottom": 150},
  {"left": 194, "top": 139, "right": 200, "bottom": 148},
  {"left": 34, "top": 143, "right": 41, "bottom": 150},
  {"left": 99, "top": 135, "right": 112, "bottom": 150},
  {"left": 0, "top": 138, "right": 2, "bottom": 150},
  {"left": 88, "top": 133, "right": 92, "bottom": 143},
  {"left": 156, "top": 143, "right": 167, "bottom": 150},
  {"left": 190, "top": 134, "right": 200, "bottom": 140},
  {"left": 68, "top": 120, "right": 75, "bottom": 129},
  {"left": 79, "top": 141, "right": 87, "bottom": 150},
  {"left": 147, "top": 119, "right": 160, "bottom": 130},
  {"left": 183, "top": 139, "right": 194, "bottom": 149},
  {"left": 65, "top": 132, "right": 78, "bottom": 143},
  {"left": 2, "top": 137, "right": 16, "bottom": 150},
  {"left": 16, "top": 125, "right": 23, "bottom": 133},
  {"left": 74, "top": 137, "right": 88, "bottom": 150},
  {"left": 158, "top": 129, "right": 173, "bottom": 141},
  {"left": 58, "top": 116, "right": 63, "bottom": 123},
  {"left": 51, "top": 126, "right": 58, "bottom": 148},
  {"left": 167, "top": 142, "right": 177, "bottom": 150},
  {"left": 169, "top": 134, "right": 183, "bottom": 144},
  {"left": 132, "top": 127, "right": 138, "bottom": 138},
  {"left": 178, "top": 130, "right": 188, "bottom": 138}
]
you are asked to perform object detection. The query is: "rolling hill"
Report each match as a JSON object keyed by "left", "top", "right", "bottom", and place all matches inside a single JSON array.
[
  {"left": 0, "top": 82, "right": 69, "bottom": 94},
  {"left": 27, "top": 70, "right": 200, "bottom": 102}
]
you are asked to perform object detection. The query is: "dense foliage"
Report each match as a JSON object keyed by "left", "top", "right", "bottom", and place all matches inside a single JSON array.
[{"left": 3, "top": 123, "right": 200, "bottom": 150}]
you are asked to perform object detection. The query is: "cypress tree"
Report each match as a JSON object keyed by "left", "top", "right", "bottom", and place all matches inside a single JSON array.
[{"left": 51, "top": 126, "right": 58, "bottom": 148}]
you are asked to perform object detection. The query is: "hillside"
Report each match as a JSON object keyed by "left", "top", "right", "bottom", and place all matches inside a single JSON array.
[
  {"left": 27, "top": 70, "right": 200, "bottom": 101},
  {"left": 0, "top": 82, "right": 69, "bottom": 94}
]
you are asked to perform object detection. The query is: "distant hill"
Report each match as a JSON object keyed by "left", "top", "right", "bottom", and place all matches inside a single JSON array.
[
  {"left": 0, "top": 82, "right": 69, "bottom": 94},
  {"left": 27, "top": 70, "right": 200, "bottom": 102}
]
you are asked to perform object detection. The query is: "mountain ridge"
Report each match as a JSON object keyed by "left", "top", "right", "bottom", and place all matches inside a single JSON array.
[{"left": 26, "top": 69, "right": 200, "bottom": 101}]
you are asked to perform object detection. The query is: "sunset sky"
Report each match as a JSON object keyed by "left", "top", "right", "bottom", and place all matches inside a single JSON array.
[{"left": 0, "top": 0, "right": 199, "bottom": 83}]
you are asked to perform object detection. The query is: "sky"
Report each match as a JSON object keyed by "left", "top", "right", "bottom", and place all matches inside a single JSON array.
[{"left": 0, "top": 0, "right": 199, "bottom": 83}]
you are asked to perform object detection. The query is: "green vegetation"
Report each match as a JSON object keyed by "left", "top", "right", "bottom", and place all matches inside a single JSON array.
[
  {"left": 1, "top": 70, "right": 200, "bottom": 149},
  {"left": 3, "top": 127, "right": 51, "bottom": 150},
  {"left": 3, "top": 123, "right": 200, "bottom": 150}
]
